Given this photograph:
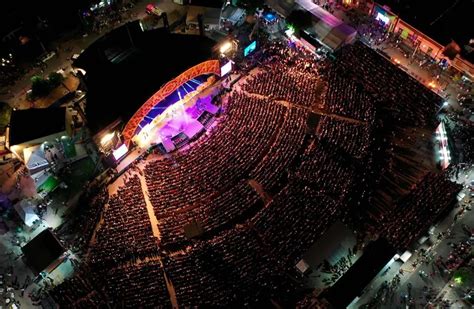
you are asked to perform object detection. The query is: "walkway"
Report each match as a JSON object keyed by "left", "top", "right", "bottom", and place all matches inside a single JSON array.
[
  {"left": 137, "top": 172, "right": 161, "bottom": 239},
  {"left": 236, "top": 68, "right": 367, "bottom": 126},
  {"left": 248, "top": 179, "right": 272, "bottom": 204}
]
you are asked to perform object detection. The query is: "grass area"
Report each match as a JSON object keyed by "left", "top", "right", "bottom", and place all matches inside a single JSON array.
[{"left": 38, "top": 175, "right": 60, "bottom": 193}]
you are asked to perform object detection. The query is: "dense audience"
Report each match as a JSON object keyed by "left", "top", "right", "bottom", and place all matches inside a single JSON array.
[
  {"left": 250, "top": 107, "right": 308, "bottom": 192},
  {"left": 46, "top": 41, "right": 462, "bottom": 308},
  {"left": 103, "top": 261, "right": 171, "bottom": 308},
  {"left": 252, "top": 183, "right": 341, "bottom": 263},
  {"left": 336, "top": 42, "right": 442, "bottom": 128},
  {"left": 448, "top": 114, "right": 474, "bottom": 164},
  {"left": 317, "top": 116, "right": 372, "bottom": 159},
  {"left": 161, "top": 180, "right": 260, "bottom": 243},
  {"left": 381, "top": 172, "right": 461, "bottom": 249},
  {"left": 164, "top": 227, "right": 296, "bottom": 307},
  {"left": 48, "top": 268, "right": 108, "bottom": 308},
  {"left": 88, "top": 175, "right": 158, "bottom": 268}
]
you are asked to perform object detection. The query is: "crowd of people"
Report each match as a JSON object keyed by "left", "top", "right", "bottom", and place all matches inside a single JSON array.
[
  {"left": 241, "top": 62, "right": 322, "bottom": 109},
  {"left": 48, "top": 268, "right": 107, "bottom": 308},
  {"left": 158, "top": 180, "right": 260, "bottom": 246},
  {"left": 320, "top": 255, "right": 354, "bottom": 286},
  {"left": 337, "top": 42, "right": 442, "bottom": 129},
  {"left": 381, "top": 172, "right": 461, "bottom": 249},
  {"left": 163, "top": 226, "right": 296, "bottom": 307},
  {"left": 88, "top": 175, "right": 158, "bottom": 268},
  {"left": 144, "top": 93, "right": 286, "bottom": 247},
  {"left": 43, "top": 40, "right": 464, "bottom": 307},
  {"left": 447, "top": 112, "right": 474, "bottom": 164},
  {"left": 103, "top": 261, "right": 170, "bottom": 308},
  {"left": 89, "top": 1, "right": 136, "bottom": 34},
  {"left": 49, "top": 260, "right": 171, "bottom": 308},
  {"left": 295, "top": 140, "right": 357, "bottom": 200},
  {"left": 317, "top": 116, "right": 372, "bottom": 159},
  {"left": 250, "top": 107, "right": 308, "bottom": 193},
  {"left": 325, "top": 66, "right": 376, "bottom": 122},
  {"left": 252, "top": 183, "right": 341, "bottom": 265}
]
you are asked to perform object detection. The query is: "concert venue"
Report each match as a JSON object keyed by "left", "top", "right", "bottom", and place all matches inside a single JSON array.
[
  {"left": 46, "top": 18, "right": 463, "bottom": 307},
  {"left": 1, "top": 1, "right": 472, "bottom": 308}
]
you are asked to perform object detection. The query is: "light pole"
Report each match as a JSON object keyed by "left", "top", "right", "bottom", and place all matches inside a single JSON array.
[{"left": 437, "top": 101, "right": 449, "bottom": 114}]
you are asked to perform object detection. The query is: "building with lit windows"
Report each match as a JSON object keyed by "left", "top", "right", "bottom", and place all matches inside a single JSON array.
[{"left": 369, "top": 1, "right": 474, "bottom": 79}]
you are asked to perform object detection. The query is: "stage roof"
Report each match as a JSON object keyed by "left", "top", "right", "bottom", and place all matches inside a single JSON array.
[
  {"left": 74, "top": 22, "right": 215, "bottom": 135},
  {"left": 21, "top": 229, "right": 65, "bottom": 274},
  {"left": 9, "top": 107, "right": 66, "bottom": 146}
]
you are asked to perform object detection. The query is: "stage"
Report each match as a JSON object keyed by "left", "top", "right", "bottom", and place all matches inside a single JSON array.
[{"left": 133, "top": 81, "right": 220, "bottom": 152}]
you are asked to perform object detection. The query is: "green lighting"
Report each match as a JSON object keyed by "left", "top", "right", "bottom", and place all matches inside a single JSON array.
[
  {"left": 38, "top": 176, "right": 59, "bottom": 193},
  {"left": 286, "top": 25, "right": 295, "bottom": 35},
  {"left": 454, "top": 276, "right": 463, "bottom": 284}
]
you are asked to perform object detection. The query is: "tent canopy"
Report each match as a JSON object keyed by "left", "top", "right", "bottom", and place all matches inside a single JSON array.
[
  {"left": 296, "top": 0, "right": 357, "bottom": 51},
  {"left": 24, "top": 145, "right": 49, "bottom": 173},
  {"left": 14, "top": 200, "right": 39, "bottom": 227}
]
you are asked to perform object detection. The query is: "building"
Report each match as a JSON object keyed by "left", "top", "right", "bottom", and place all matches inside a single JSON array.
[
  {"left": 370, "top": 1, "right": 474, "bottom": 80},
  {"left": 6, "top": 107, "right": 69, "bottom": 164},
  {"left": 5, "top": 106, "right": 83, "bottom": 190},
  {"left": 186, "top": 5, "right": 222, "bottom": 32},
  {"left": 219, "top": 4, "right": 246, "bottom": 29}
]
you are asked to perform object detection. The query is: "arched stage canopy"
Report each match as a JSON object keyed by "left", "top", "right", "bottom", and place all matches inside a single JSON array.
[{"left": 122, "top": 60, "right": 221, "bottom": 144}]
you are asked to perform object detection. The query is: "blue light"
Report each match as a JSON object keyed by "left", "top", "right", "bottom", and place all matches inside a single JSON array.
[
  {"left": 264, "top": 13, "right": 276, "bottom": 22},
  {"left": 244, "top": 41, "right": 257, "bottom": 57}
]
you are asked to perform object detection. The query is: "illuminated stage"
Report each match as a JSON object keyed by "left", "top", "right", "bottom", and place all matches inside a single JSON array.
[
  {"left": 123, "top": 60, "right": 222, "bottom": 152},
  {"left": 136, "top": 93, "right": 220, "bottom": 152}
]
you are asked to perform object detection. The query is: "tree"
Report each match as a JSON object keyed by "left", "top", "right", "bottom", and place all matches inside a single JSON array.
[
  {"left": 31, "top": 75, "right": 50, "bottom": 98},
  {"left": 29, "top": 72, "right": 64, "bottom": 99},
  {"left": 48, "top": 72, "right": 63, "bottom": 88},
  {"left": 286, "top": 9, "right": 313, "bottom": 34}
]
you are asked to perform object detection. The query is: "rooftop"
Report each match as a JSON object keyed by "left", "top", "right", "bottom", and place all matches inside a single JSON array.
[
  {"left": 9, "top": 107, "right": 66, "bottom": 145},
  {"left": 21, "top": 228, "right": 65, "bottom": 275},
  {"left": 74, "top": 22, "right": 215, "bottom": 134}
]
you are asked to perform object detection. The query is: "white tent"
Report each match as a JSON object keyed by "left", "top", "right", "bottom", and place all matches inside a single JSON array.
[
  {"left": 399, "top": 251, "right": 412, "bottom": 263},
  {"left": 296, "top": 0, "right": 357, "bottom": 51},
  {"left": 14, "top": 200, "right": 40, "bottom": 227},
  {"left": 23, "top": 145, "right": 49, "bottom": 174}
]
